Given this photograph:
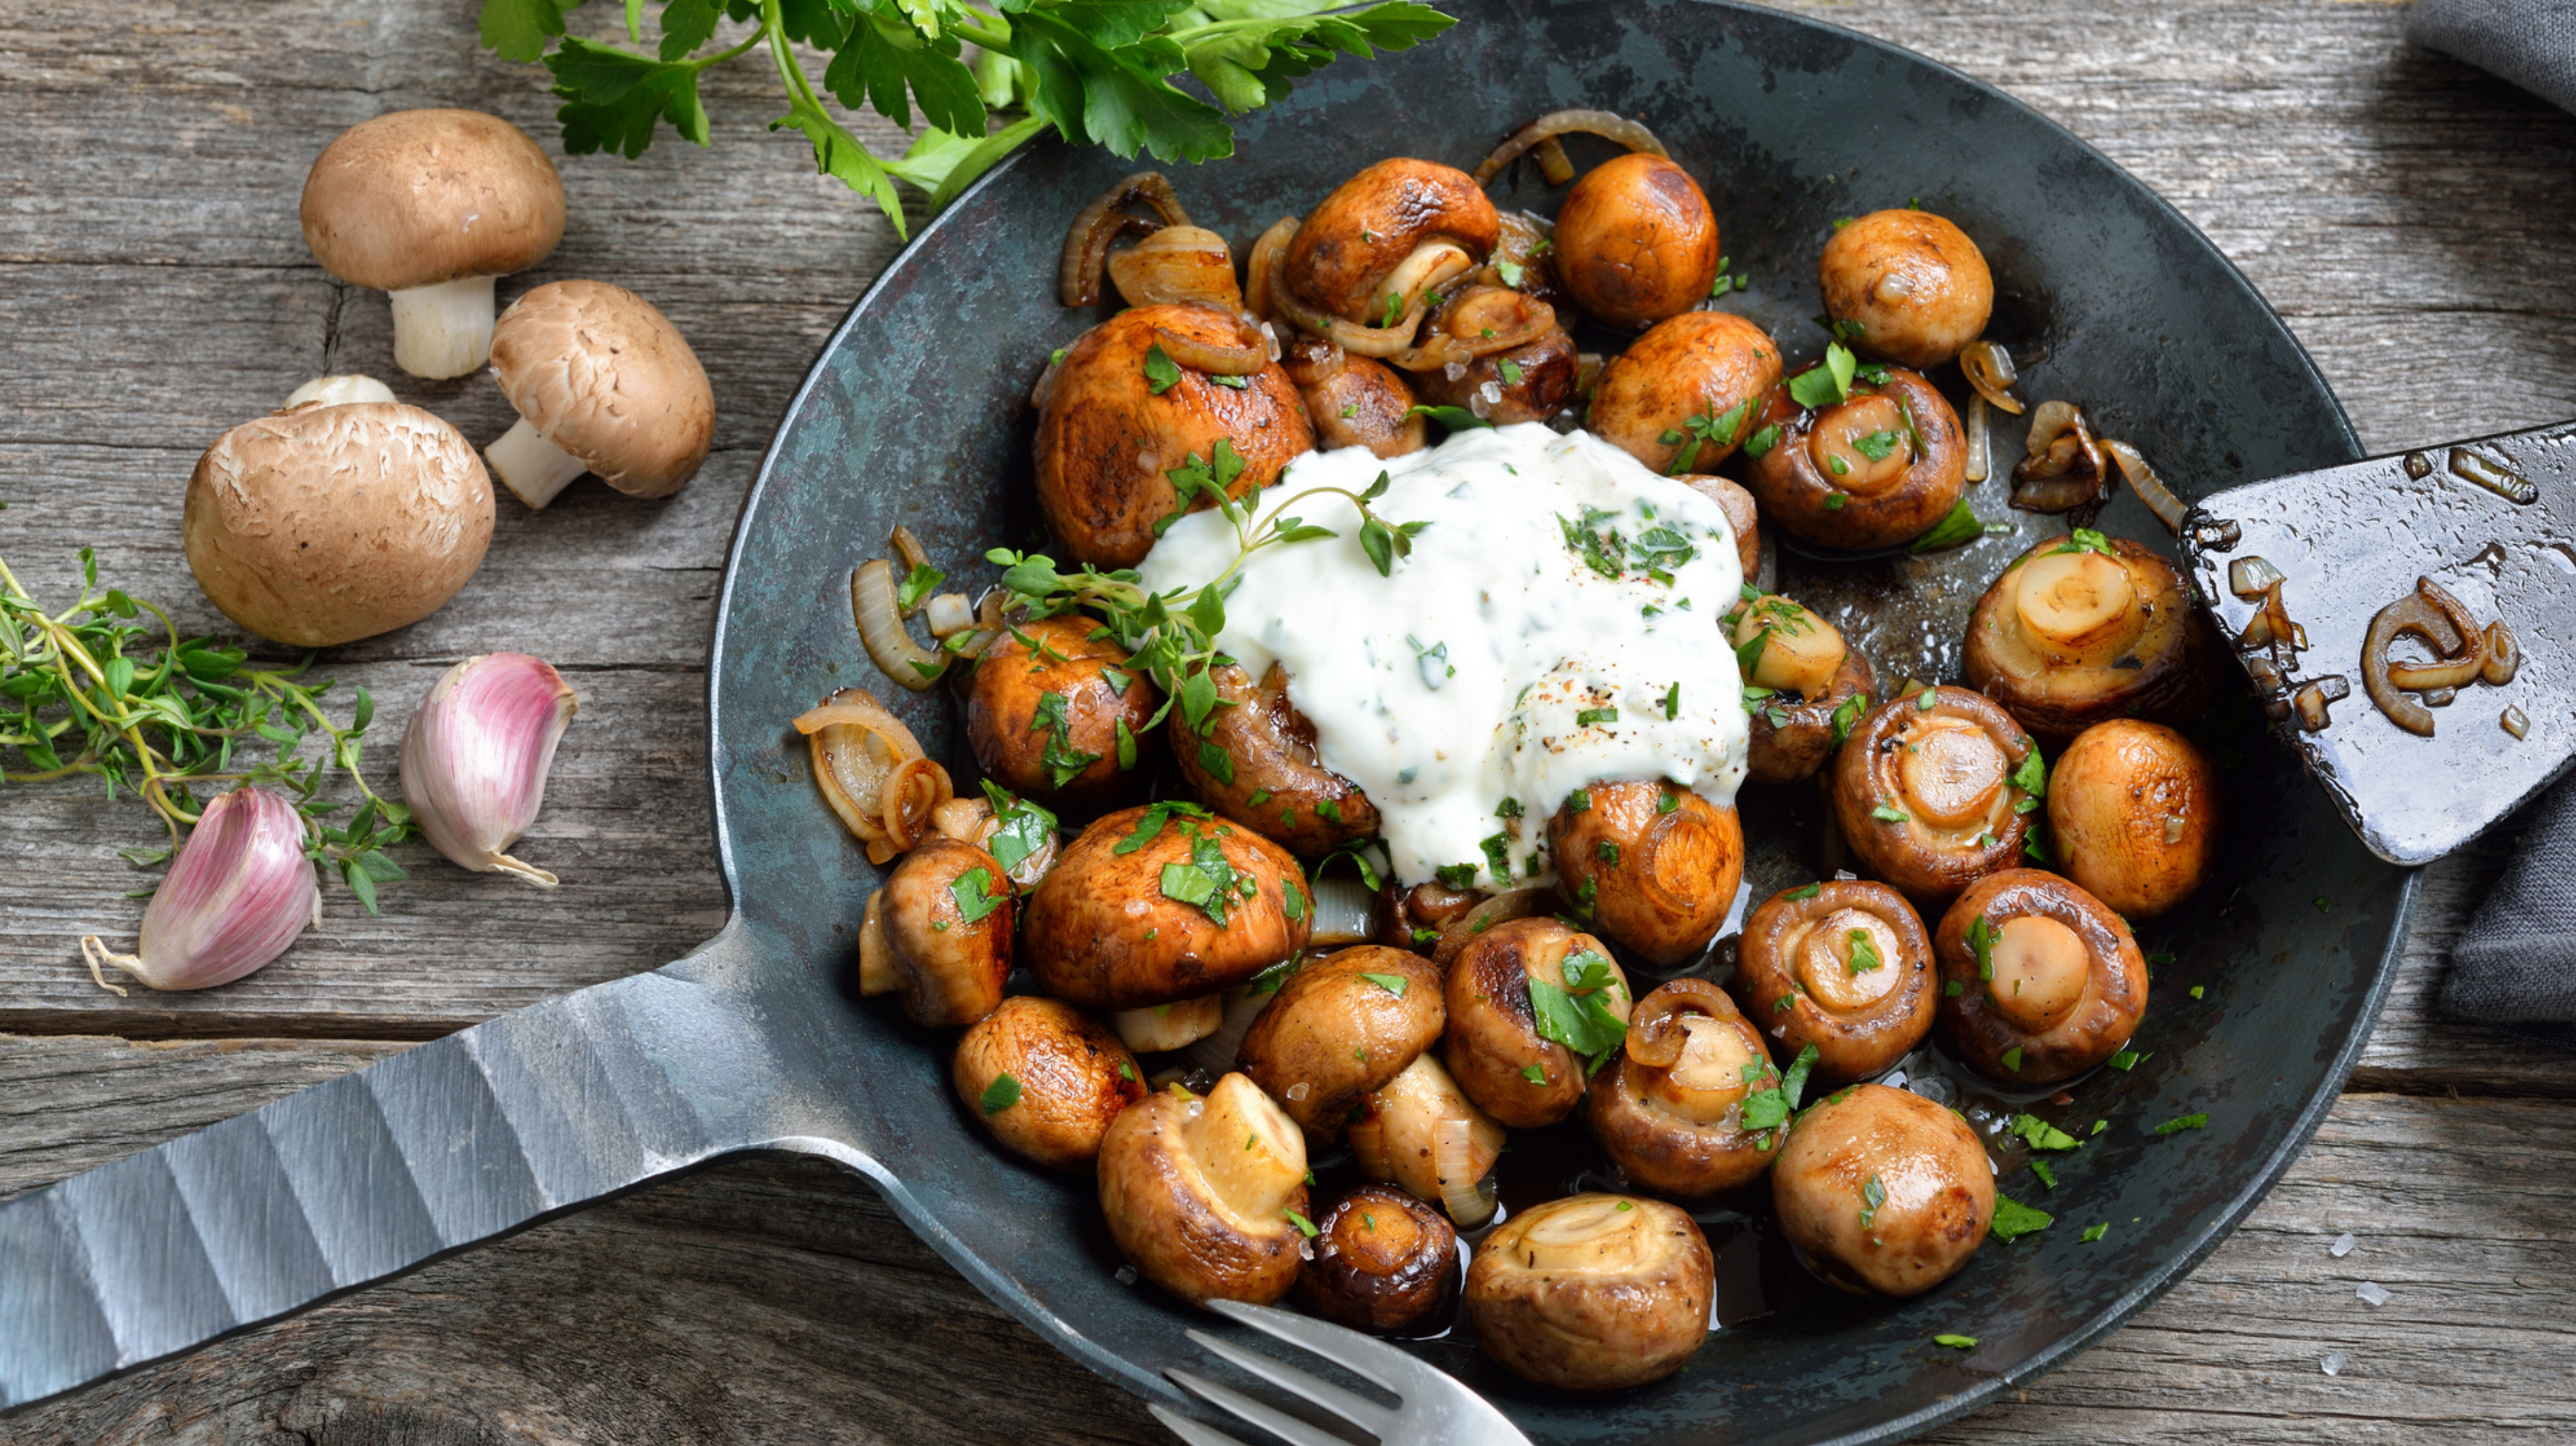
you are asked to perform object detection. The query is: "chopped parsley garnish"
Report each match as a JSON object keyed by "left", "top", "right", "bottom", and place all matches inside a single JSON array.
[
  {"left": 2189, "top": 984, "right": 2205, "bottom": 1000},
  {"left": 1435, "top": 861, "right": 1479, "bottom": 889},
  {"left": 1851, "top": 429, "right": 1903, "bottom": 462},
  {"left": 1497, "top": 257, "right": 1526, "bottom": 289},
  {"left": 1197, "top": 741, "right": 1235, "bottom": 785},
  {"left": 1565, "top": 788, "right": 1592, "bottom": 813},
  {"left": 1969, "top": 915, "right": 1996, "bottom": 980},
  {"left": 1860, "top": 1174, "right": 1887, "bottom": 1228},
  {"left": 1944, "top": 979, "right": 1965, "bottom": 997},
  {"left": 1846, "top": 928, "right": 1883, "bottom": 973},
  {"left": 1830, "top": 691, "right": 1871, "bottom": 744},
  {"left": 1655, "top": 789, "right": 1680, "bottom": 815},
  {"left": 1663, "top": 681, "right": 1682, "bottom": 719},
  {"left": 1029, "top": 690, "right": 1102, "bottom": 787},
  {"left": 1521, "top": 1063, "right": 1548, "bottom": 1084},
  {"left": 1821, "top": 492, "right": 1847, "bottom": 510},
  {"left": 2081, "top": 1222, "right": 2109, "bottom": 1243},
  {"left": 1283, "top": 1208, "right": 1318, "bottom": 1238},
  {"left": 2009, "top": 744, "right": 2047, "bottom": 798},
  {"left": 2109, "top": 1048, "right": 2144, "bottom": 1071},
  {"left": 1158, "top": 827, "right": 1246, "bottom": 926},
  {"left": 1141, "top": 342, "right": 1182, "bottom": 394},
  {"left": 2030, "top": 1160, "right": 2058, "bottom": 1189},
  {"left": 1496, "top": 797, "right": 1524, "bottom": 818},
  {"left": 979, "top": 1073, "right": 1021, "bottom": 1115},
  {"left": 1480, "top": 831, "right": 1514, "bottom": 879},
  {"left": 950, "top": 866, "right": 1008, "bottom": 924},
  {"left": 1497, "top": 358, "right": 1524, "bottom": 385},
  {"left": 1787, "top": 342, "right": 1859, "bottom": 410},
  {"left": 2154, "top": 1113, "right": 2209, "bottom": 1136},
  {"left": 1739, "top": 1042, "right": 1817, "bottom": 1133},
  {"left": 978, "top": 781, "right": 1057, "bottom": 878},
  {"left": 2011, "top": 1113, "right": 2080, "bottom": 1151},
  {"left": 1933, "top": 1334, "right": 1979, "bottom": 1350},
  {"left": 2000, "top": 1046, "right": 2024, "bottom": 1072},
  {"left": 1405, "top": 403, "right": 1493, "bottom": 432},
  {"left": 1988, "top": 1196, "right": 2054, "bottom": 1243},
  {"left": 1117, "top": 1059, "right": 1137, "bottom": 1082},
  {"left": 1115, "top": 799, "right": 1214, "bottom": 854},
  {"left": 1597, "top": 840, "right": 1621, "bottom": 865},
  {"left": 2050, "top": 527, "right": 2118, "bottom": 557},
  {"left": 1871, "top": 803, "right": 1909, "bottom": 823},
  {"left": 1743, "top": 422, "right": 1783, "bottom": 458},
  {"left": 896, "top": 562, "right": 944, "bottom": 612},
  {"left": 1907, "top": 498, "right": 1987, "bottom": 554},
  {"left": 1527, "top": 952, "right": 1628, "bottom": 1074},
  {"left": 1665, "top": 398, "right": 1755, "bottom": 474},
  {"left": 1786, "top": 883, "right": 1822, "bottom": 900},
  {"left": 1576, "top": 705, "right": 1619, "bottom": 728},
  {"left": 1282, "top": 877, "right": 1307, "bottom": 922},
  {"left": 1359, "top": 971, "right": 1408, "bottom": 997}
]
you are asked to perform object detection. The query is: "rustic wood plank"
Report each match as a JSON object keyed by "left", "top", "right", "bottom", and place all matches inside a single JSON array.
[{"left": 7, "top": 1037, "right": 2571, "bottom": 1444}]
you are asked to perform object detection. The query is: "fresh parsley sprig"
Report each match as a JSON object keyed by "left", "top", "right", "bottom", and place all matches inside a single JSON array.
[
  {"left": 480, "top": 0, "right": 1459, "bottom": 236},
  {"left": 0, "top": 548, "right": 416, "bottom": 912}
]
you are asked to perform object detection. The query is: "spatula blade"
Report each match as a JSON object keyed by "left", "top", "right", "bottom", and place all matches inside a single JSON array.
[{"left": 2181, "top": 420, "right": 2576, "bottom": 866}]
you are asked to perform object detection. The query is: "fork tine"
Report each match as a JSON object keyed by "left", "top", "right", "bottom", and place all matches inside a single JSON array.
[
  {"left": 1184, "top": 1328, "right": 1398, "bottom": 1440},
  {"left": 1199, "top": 1299, "right": 1446, "bottom": 1398},
  {"left": 1167, "top": 1367, "right": 1363, "bottom": 1446},
  {"left": 1147, "top": 1403, "right": 1260, "bottom": 1446}
]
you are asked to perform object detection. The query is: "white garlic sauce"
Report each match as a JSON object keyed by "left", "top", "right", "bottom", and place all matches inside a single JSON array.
[{"left": 1133, "top": 424, "right": 1748, "bottom": 889}]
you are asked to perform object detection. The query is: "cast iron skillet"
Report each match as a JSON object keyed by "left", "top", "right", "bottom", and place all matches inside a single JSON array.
[
  {"left": 719, "top": 1, "right": 2407, "bottom": 1439},
  {"left": 0, "top": 0, "right": 2410, "bottom": 1438}
]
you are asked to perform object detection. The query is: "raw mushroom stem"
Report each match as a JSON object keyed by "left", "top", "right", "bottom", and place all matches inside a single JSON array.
[
  {"left": 389, "top": 275, "right": 500, "bottom": 379},
  {"left": 486, "top": 415, "right": 591, "bottom": 509},
  {"left": 283, "top": 374, "right": 396, "bottom": 409}
]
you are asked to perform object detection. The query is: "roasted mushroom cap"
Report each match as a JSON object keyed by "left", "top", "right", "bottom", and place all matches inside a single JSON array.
[
  {"left": 1464, "top": 1193, "right": 1714, "bottom": 1391},
  {"left": 1831, "top": 686, "right": 2038, "bottom": 907},
  {"left": 1489, "top": 209, "right": 1576, "bottom": 318},
  {"left": 965, "top": 615, "right": 1162, "bottom": 808},
  {"left": 1236, "top": 945, "right": 1445, "bottom": 1140},
  {"left": 2045, "top": 720, "right": 2221, "bottom": 919},
  {"left": 1735, "top": 881, "right": 1935, "bottom": 1083},
  {"left": 1745, "top": 365, "right": 1966, "bottom": 551},
  {"left": 1587, "top": 310, "right": 1783, "bottom": 474},
  {"left": 1772, "top": 1083, "right": 1993, "bottom": 1297},
  {"left": 1345, "top": 1052, "right": 1507, "bottom": 1226},
  {"left": 1034, "top": 303, "right": 1313, "bottom": 569},
  {"left": 1815, "top": 209, "right": 1995, "bottom": 370},
  {"left": 1442, "top": 917, "right": 1631, "bottom": 1127},
  {"left": 1587, "top": 978, "right": 1783, "bottom": 1199},
  {"left": 1171, "top": 662, "right": 1378, "bottom": 854},
  {"left": 859, "top": 837, "right": 1013, "bottom": 1027},
  {"left": 1285, "top": 158, "right": 1501, "bottom": 325},
  {"left": 1293, "top": 1184, "right": 1461, "bottom": 1333},
  {"left": 1745, "top": 642, "right": 1875, "bottom": 786},
  {"left": 1963, "top": 535, "right": 2218, "bottom": 745},
  {"left": 1551, "top": 153, "right": 1723, "bottom": 330},
  {"left": 1407, "top": 293, "right": 1578, "bottom": 426},
  {"left": 1935, "top": 868, "right": 2148, "bottom": 1084},
  {"left": 1547, "top": 780, "right": 1743, "bottom": 967},
  {"left": 1374, "top": 878, "right": 1483, "bottom": 952},
  {"left": 1678, "top": 474, "right": 1762, "bottom": 584},
  {"left": 1283, "top": 340, "right": 1426, "bottom": 458},
  {"left": 1023, "top": 804, "right": 1314, "bottom": 1009},
  {"left": 952, "top": 996, "right": 1145, "bottom": 1170},
  {"left": 1097, "top": 1072, "right": 1311, "bottom": 1306}
]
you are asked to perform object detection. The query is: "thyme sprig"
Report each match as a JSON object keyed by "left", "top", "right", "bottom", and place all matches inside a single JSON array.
[{"left": 0, "top": 547, "right": 415, "bottom": 911}]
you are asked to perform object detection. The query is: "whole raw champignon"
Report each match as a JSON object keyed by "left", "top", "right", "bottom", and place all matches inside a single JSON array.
[
  {"left": 183, "top": 391, "right": 495, "bottom": 648},
  {"left": 299, "top": 110, "right": 565, "bottom": 379},
  {"left": 484, "top": 280, "right": 716, "bottom": 510}
]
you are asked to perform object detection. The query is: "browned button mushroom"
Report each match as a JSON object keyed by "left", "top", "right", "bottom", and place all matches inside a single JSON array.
[
  {"left": 484, "top": 280, "right": 716, "bottom": 510},
  {"left": 1406, "top": 287, "right": 1577, "bottom": 424},
  {"left": 1744, "top": 364, "right": 1966, "bottom": 550},
  {"left": 1588, "top": 978, "right": 1783, "bottom": 1199},
  {"left": 1587, "top": 310, "right": 1783, "bottom": 474},
  {"left": 1345, "top": 1052, "right": 1507, "bottom": 1226},
  {"left": 1548, "top": 780, "right": 1743, "bottom": 967},
  {"left": 951, "top": 996, "right": 1145, "bottom": 1170},
  {"left": 184, "top": 397, "right": 495, "bottom": 649},
  {"left": 1963, "top": 535, "right": 2217, "bottom": 745},
  {"left": 1736, "top": 881, "right": 1935, "bottom": 1083},
  {"left": 856, "top": 836, "right": 1013, "bottom": 1027},
  {"left": 1731, "top": 597, "right": 1876, "bottom": 786},
  {"left": 1293, "top": 1185, "right": 1461, "bottom": 1333},
  {"left": 1171, "top": 662, "right": 1378, "bottom": 853},
  {"left": 1283, "top": 159, "right": 1501, "bottom": 335},
  {"left": 1236, "top": 945, "right": 1444, "bottom": 1140},
  {"left": 1831, "top": 686, "right": 2038, "bottom": 906},
  {"left": 1816, "top": 209, "right": 1995, "bottom": 370},
  {"left": 964, "top": 615, "right": 1162, "bottom": 809},
  {"left": 1935, "top": 868, "right": 2148, "bottom": 1084},
  {"left": 1034, "top": 303, "right": 1313, "bottom": 569},
  {"left": 1487, "top": 209, "right": 1576, "bottom": 318},
  {"left": 1464, "top": 1193, "right": 1714, "bottom": 1391},
  {"left": 1772, "top": 1083, "right": 1993, "bottom": 1297},
  {"left": 1442, "top": 916, "right": 1631, "bottom": 1127},
  {"left": 1677, "top": 474, "right": 1762, "bottom": 583},
  {"left": 2047, "top": 720, "right": 2221, "bottom": 919},
  {"left": 1281, "top": 338, "right": 1426, "bottom": 459},
  {"left": 1097, "top": 1072, "right": 1311, "bottom": 1306},
  {"left": 299, "top": 109, "right": 564, "bottom": 379},
  {"left": 1552, "top": 153, "right": 1723, "bottom": 329},
  {"left": 1024, "top": 804, "right": 1313, "bottom": 1010},
  {"left": 1375, "top": 877, "right": 1483, "bottom": 952}
]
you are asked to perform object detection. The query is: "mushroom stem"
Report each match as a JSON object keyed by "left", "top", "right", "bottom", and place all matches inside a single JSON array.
[
  {"left": 283, "top": 374, "right": 396, "bottom": 409},
  {"left": 389, "top": 275, "right": 499, "bottom": 379},
  {"left": 485, "top": 415, "right": 590, "bottom": 510}
]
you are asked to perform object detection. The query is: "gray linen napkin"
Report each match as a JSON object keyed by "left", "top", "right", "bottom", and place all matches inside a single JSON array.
[
  {"left": 2408, "top": 0, "right": 2576, "bottom": 1023},
  {"left": 2410, "top": 0, "right": 2576, "bottom": 112}
]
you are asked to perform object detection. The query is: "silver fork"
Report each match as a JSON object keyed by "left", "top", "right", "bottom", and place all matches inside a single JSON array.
[{"left": 1148, "top": 1299, "right": 1532, "bottom": 1446}]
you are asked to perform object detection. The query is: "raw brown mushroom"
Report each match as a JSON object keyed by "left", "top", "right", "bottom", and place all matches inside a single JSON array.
[
  {"left": 1934, "top": 868, "right": 2148, "bottom": 1084},
  {"left": 299, "top": 110, "right": 565, "bottom": 379},
  {"left": 484, "top": 280, "right": 716, "bottom": 510}
]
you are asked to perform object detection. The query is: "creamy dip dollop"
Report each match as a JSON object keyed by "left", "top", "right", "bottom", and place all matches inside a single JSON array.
[{"left": 1133, "top": 424, "right": 1748, "bottom": 889}]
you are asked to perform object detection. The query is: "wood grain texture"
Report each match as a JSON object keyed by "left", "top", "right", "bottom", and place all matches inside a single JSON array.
[{"left": 5, "top": 0, "right": 2575, "bottom": 1438}]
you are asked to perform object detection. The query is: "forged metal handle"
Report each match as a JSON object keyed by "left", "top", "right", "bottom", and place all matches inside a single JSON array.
[{"left": 0, "top": 930, "right": 791, "bottom": 1415}]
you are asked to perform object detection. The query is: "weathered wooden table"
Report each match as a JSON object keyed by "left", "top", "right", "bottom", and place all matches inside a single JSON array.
[{"left": 5, "top": 1, "right": 2573, "bottom": 1441}]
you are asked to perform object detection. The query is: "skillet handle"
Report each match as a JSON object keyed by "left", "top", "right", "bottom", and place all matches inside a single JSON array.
[{"left": 0, "top": 928, "right": 780, "bottom": 1416}]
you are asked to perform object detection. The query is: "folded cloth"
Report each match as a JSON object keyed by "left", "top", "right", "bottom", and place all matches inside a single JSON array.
[
  {"left": 2444, "top": 780, "right": 2576, "bottom": 1022},
  {"left": 2410, "top": 0, "right": 2576, "bottom": 113}
]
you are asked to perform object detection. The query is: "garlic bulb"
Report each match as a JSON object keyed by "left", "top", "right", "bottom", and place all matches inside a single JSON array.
[
  {"left": 80, "top": 786, "right": 321, "bottom": 995},
  {"left": 400, "top": 653, "right": 578, "bottom": 886}
]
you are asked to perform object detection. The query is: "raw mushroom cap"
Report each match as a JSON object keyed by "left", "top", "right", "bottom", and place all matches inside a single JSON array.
[
  {"left": 298, "top": 110, "right": 565, "bottom": 293},
  {"left": 488, "top": 280, "right": 716, "bottom": 499}
]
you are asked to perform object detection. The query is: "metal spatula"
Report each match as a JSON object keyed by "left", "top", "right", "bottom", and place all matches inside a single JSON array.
[{"left": 2178, "top": 418, "right": 2576, "bottom": 865}]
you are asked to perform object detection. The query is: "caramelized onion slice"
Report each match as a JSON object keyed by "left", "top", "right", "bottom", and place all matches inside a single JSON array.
[
  {"left": 1152, "top": 314, "right": 1268, "bottom": 376},
  {"left": 1059, "top": 172, "right": 1193, "bottom": 307},
  {"left": 879, "top": 756, "right": 954, "bottom": 855},
  {"left": 2362, "top": 578, "right": 2476, "bottom": 737},
  {"left": 1107, "top": 225, "right": 1242, "bottom": 312},
  {"left": 1963, "top": 393, "right": 1991, "bottom": 484},
  {"left": 1959, "top": 340, "right": 2025, "bottom": 416},
  {"left": 1433, "top": 1116, "right": 1500, "bottom": 1226},
  {"left": 796, "top": 688, "right": 925, "bottom": 844},
  {"left": 2101, "top": 438, "right": 2188, "bottom": 534},
  {"left": 1243, "top": 216, "right": 1300, "bottom": 325},
  {"left": 2384, "top": 577, "right": 2488, "bottom": 691},
  {"left": 2484, "top": 619, "right": 2523, "bottom": 685},
  {"left": 2011, "top": 400, "right": 2108, "bottom": 514},
  {"left": 852, "top": 559, "right": 948, "bottom": 690},
  {"left": 1474, "top": 109, "right": 1670, "bottom": 184}
]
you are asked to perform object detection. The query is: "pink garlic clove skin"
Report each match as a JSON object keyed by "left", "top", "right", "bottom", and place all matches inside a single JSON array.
[
  {"left": 400, "top": 652, "right": 578, "bottom": 886},
  {"left": 80, "top": 786, "right": 322, "bottom": 994}
]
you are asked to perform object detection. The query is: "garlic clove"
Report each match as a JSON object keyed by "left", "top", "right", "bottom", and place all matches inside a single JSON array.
[
  {"left": 80, "top": 786, "right": 321, "bottom": 995},
  {"left": 400, "top": 652, "right": 578, "bottom": 887}
]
